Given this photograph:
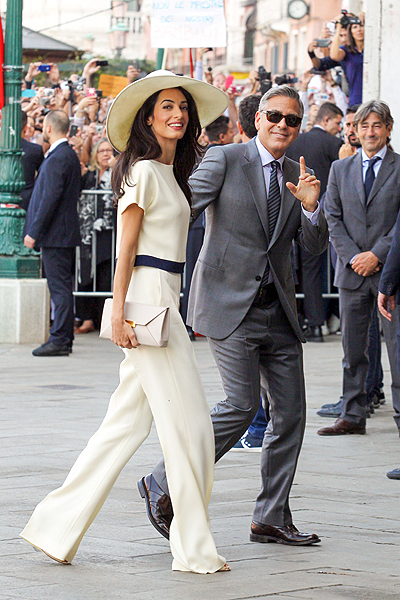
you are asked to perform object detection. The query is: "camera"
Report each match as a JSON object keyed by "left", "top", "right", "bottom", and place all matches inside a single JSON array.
[
  {"left": 96, "top": 60, "right": 108, "bottom": 67},
  {"left": 310, "top": 67, "right": 326, "bottom": 76},
  {"left": 69, "top": 124, "right": 79, "bottom": 138},
  {"left": 38, "top": 64, "right": 51, "bottom": 72},
  {"left": 258, "top": 66, "right": 272, "bottom": 96},
  {"left": 68, "top": 77, "right": 86, "bottom": 92},
  {"left": 315, "top": 38, "right": 331, "bottom": 48},
  {"left": 274, "top": 74, "right": 298, "bottom": 86},
  {"left": 339, "top": 10, "right": 361, "bottom": 27}
]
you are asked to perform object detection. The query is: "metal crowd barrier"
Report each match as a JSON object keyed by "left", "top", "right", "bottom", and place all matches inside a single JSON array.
[
  {"left": 73, "top": 189, "right": 339, "bottom": 300},
  {"left": 73, "top": 189, "right": 115, "bottom": 298}
]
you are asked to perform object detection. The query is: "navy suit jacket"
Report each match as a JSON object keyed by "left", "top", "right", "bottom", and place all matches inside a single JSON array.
[
  {"left": 21, "top": 138, "right": 44, "bottom": 211},
  {"left": 24, "top": 141, "right": 81, "bottom": 247},
  {"left": 379, "top": 206, "right": 400, "bottom": 304}
]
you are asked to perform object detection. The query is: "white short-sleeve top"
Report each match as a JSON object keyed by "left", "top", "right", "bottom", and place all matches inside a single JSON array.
[{"left": 116, "top": 160, "right": 190, "bottom": 263}]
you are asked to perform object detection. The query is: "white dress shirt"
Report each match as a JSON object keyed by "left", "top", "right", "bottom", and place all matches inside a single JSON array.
[
  {"left": 361, "top": 144, "right": 387, "bottom": 182},
  {"left": 47, "top": 137, "right": 68, "bottom": 156}
]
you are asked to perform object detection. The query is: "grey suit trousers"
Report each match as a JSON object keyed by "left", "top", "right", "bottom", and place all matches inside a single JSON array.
[
  {"left": 339, "top": 279, "right": 400, "bottom": 425},
  {"left": 152, "top": 298, "right": 306, "bottom": 527}
]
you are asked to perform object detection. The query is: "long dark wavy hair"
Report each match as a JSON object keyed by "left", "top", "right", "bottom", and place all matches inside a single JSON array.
[
  {"left": 111, "top": 86, "right": 203, "bottom": 205},
  {"left": 344, "top": 15, "right": 364, "bottom": 55}
]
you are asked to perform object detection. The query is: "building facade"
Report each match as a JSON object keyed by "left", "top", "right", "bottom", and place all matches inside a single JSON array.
[{"left": 22, "top": 0, "right": 145, "bottom": 60}]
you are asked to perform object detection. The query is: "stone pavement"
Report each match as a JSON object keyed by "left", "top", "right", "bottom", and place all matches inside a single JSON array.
[{"left": 1, "top": 332, "right": 400, "bottom": 600}]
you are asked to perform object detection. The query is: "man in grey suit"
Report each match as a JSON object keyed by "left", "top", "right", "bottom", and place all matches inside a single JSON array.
[
  {"left": 319, "top": 100, "right": 400, "bottom": 436},
  {"left": 138, "top": 85, "right": 328, "bottom": 546}
]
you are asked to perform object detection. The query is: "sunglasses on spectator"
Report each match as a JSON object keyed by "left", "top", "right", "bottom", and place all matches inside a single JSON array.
[{"left": 261, "top": 110, "right": 302, "bottom": 128}]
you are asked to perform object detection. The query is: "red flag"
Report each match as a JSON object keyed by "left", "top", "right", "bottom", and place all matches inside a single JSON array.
[{"left": 0, "top": 15, "right": 4, "bottom": 111}]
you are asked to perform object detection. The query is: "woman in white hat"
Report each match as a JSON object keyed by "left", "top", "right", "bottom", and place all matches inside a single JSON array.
[{"left": 20, "top": 71, "right": 229, "bottom": 573}]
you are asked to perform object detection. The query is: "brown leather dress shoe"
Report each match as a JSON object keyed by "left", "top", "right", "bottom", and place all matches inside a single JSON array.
[
  {"left": 137, "top": 474, "right": 173, "bottom": 540},
  {"left": 317, "top": 418, "right": 366, "bottom": 436},
  {"left": 250, "top": 523, "right": 320, "bottom": 546}
]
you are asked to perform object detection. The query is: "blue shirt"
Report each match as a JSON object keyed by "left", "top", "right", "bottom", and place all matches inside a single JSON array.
[{"left": 340, "top": 46, "right": 363, "bottom": 106}]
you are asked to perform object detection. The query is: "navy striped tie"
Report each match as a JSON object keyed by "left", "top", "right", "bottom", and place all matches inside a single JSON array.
[{"left": 261, "top": 160, "right": 281, "bottom": 287}]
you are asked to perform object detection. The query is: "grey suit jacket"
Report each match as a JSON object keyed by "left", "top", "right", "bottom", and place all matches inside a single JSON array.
[
  {"left": 186, "top": 138, "right": 329, "bottom": 341},
  {"left": 324, "top": 148, "right": 400, "bottom": 291}
]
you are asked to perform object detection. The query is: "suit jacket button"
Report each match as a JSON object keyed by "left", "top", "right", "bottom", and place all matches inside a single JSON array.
[{"left": 255, "top": 275, "right": 261, "bottom": 281}]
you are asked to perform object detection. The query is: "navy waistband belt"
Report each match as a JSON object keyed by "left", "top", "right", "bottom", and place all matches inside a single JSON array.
[{"left": 134, "top": 255, "right": 185, "bottom": 274}]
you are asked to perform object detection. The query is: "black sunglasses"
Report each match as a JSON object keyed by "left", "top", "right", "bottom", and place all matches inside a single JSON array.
[{"left": 262, "top": 110, "right": 302, "bottom": 128}]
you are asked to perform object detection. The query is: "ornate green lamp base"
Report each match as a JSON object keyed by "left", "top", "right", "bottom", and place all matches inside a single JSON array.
[
  {"left": 0, "top": 206, "right": 40, "bottom": 278},
  {"left": 0, "top": 256, "right": 41, "bottom": 278}
]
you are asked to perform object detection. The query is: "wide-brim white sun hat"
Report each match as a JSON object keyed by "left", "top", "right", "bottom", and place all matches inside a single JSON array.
[{"left": 106, "top": 70, "right": 229, "bottom": 153}]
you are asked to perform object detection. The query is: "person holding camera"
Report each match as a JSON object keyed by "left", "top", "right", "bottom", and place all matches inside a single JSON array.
[{"left": 330, "top": 12, "right": 364, "bottom": 106}]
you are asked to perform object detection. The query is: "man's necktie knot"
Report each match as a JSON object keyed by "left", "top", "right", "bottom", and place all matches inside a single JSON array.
[{"left": 368, "top": 156, "right": 381, "bottom": 168}]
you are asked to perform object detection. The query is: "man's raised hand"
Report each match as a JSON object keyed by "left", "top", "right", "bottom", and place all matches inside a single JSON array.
[{"left": 286, "top": 156, "right": 320, "bottom": 212}]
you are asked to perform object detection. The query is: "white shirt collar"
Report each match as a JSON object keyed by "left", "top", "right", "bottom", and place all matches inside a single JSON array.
[
  {"left": 361, "top": 145, "right": 387, "bottom": 164},
  {"left": 48, "top": 137, "right": 68, "bottom": 154},
  {"left": 255, "top": 136, "right": 285, "bottom": 170}
]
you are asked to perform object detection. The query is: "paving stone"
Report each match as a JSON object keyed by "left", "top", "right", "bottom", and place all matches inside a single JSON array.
[{"left": 1, "top": 333, "right": 399, "bottom": 599}]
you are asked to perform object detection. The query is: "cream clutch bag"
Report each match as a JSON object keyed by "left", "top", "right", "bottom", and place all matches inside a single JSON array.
[{"left": 100, "top": 298, "right": 170, "bottom": 347}]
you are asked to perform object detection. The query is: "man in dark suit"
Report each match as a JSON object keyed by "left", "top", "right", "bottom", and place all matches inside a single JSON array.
[
  {"left": 286, "top": 102, "right": 343, "bottom": 342},
  {"left": 378, "top": 203, "right": 400, "bottom": 479},
  {"left": 20, "top": 111, "right": 44, "bottom": 212},
  {"left": 319, "top": 100, "right": 400, "bottom": 436},
  {"left": 139, "top": 85, "right": 328, "bottom": 546},
  {"left": 24, "top": 110, "right": 81, "bottom": 357}
]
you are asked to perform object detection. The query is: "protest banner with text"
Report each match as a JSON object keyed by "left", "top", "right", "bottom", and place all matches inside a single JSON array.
[{"left": 151, "top": 0, "right": 227, "bottom": 48}]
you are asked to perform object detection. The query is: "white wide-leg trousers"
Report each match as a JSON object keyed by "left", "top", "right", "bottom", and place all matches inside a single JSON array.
[{"left": 21, "top": 269, "right": 225, "bottom": 573}]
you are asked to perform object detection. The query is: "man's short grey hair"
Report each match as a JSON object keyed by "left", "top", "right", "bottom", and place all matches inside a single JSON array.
[
  {"left": 258, "top": 85, "right": 304, "bottom": 119},
  {"left": 353, "top": 100, "right": 394, "bottom": 129}
]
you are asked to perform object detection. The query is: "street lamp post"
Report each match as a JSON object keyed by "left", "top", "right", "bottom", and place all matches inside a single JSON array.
[
  {"left": 0, "top": 0, "right": 40, "bottom": 278},
  {"left": 109, "top": 0, "right": 130, "bottom": 58},
  {"left": 0, "top": 0, "right": 48, "bottom": 345}
]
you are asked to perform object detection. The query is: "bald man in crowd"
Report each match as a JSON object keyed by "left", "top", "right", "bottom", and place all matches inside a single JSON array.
[{"left": 24, "top": 110, "right": 81, "bottom": 356}]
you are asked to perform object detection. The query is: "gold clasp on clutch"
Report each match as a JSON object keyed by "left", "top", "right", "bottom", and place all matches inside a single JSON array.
[{"left": 125, "top": 320, "right": 137, "bottom": 328}]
